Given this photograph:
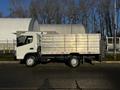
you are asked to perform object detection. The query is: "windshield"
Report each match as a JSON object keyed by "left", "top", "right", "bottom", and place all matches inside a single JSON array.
[{"left": 17, "top": 36, "right": 33, "bottom": 47}]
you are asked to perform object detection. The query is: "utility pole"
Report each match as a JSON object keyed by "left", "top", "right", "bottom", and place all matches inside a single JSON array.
[{"left": 114, "top": 0, "right": 117, "bottom": 60}]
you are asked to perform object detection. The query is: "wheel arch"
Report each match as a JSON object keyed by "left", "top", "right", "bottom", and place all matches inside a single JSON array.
[
  {"left": 69, "top": 53, "right": 80, "bottom": 56},
  {"left": 69, "top": 53, "right": 81, "bottom": 60}
]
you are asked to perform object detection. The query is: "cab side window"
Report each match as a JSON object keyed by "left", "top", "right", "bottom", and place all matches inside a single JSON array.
[
  {"left": 25, "top": 36, "right": 33, "bottom": 44},
  {"left": 17, "top": 36, "right": 33, "bottom": 47}
]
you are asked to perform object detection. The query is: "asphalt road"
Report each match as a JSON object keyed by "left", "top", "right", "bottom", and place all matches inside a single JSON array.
[{"left": 0, "top": 63, "right": 120, "bottom": 90}]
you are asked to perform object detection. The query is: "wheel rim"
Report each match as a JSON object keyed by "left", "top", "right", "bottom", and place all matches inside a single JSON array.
[
  {"left": 26, "top": 58, "right": 34, "bottom": 66},
  {"left": 71, "top": 58, "right": 78, "bottom": 67}
]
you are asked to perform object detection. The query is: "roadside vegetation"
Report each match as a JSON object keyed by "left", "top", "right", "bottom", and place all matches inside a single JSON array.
[
  {"left": 0, "top": 53, "right": 120, "bottom": 61},
  {"left": 0, "top": 54, "right": 15, "bottom": 61},
  {"left": 105, "top": 54, "right": 120, "bottom": 61}
]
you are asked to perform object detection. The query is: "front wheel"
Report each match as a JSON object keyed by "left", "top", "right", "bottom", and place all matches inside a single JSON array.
[
  {"left": 69, "top": 56, "right": 80, "bottom": 68},
  {"left": 25, "top": 55, "right": 36, "bottom": 67}
]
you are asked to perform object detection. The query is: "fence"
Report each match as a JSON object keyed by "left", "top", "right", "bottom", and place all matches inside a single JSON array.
[{"left": 0, "top": 40, "right": 16, "bottom": 54}]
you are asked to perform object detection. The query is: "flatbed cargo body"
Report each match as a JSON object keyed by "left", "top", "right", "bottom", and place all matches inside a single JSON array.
[{"left": 41, "top": 34, "right": 100, "bottom": 55}]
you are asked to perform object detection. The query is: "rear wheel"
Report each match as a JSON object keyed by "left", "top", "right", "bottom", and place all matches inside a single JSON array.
[
  {"left": 69, "top": 56, "right": 80, "bottom": 68},
  {"left": 25, "top": 55, "right": 36, "bottom": 67}
]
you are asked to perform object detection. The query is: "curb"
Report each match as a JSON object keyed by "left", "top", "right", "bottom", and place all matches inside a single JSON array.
[
  {"left": 93, "top": 61, "right": 120, "bottom": 64},
  {"left": 0, "top": 61, "right": 19, "bottom": 64},
  {"left": 0, "top": 61, "right": 120, "bottom": 64}
]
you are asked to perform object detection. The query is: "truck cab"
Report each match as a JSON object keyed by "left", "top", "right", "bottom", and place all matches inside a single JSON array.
[{"left": 16, "top": 32, "right": 41, "bottom": 66}]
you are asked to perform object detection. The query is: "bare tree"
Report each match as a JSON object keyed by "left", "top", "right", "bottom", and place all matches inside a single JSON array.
[
  {"left": 30, "top": 0, "right": 63, "bottom": 24},
  {"left": 9, "top": 0, "right": 29, "bottom": 18},
  {"left": 7, "top": 0, "right": 120, "bottom": 36},
  {"left": 0, "top": 11, "right": 3, "bottom": 18},
  {"left": 97, "top": 0, "right": 114, "bottom": 36},
  {"left": 79, "top": 0, "right": 95, "bottom": 32}
]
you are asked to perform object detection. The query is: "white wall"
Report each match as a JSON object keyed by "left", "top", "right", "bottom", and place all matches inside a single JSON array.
[
  {"left": 0, "top": 18, "right": 31, "bottom": 40},
  {"left": 0, "top": 18, "right": 86, "bottom": 41},
  {"left": 37, "top": 24, "right": 86, "bottom": 34}
]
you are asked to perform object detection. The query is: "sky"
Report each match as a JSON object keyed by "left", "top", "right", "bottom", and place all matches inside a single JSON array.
[
  {"left": 0, "top": 0, "right": 10, "bottom": 16},
  {"left": 0, "top": 0, "right": 31, "bottom": 16},
  {"left": 0, "top": 0, "right": 80, "bottom": 16}
]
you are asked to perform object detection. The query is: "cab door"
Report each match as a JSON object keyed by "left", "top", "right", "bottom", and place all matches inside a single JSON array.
[{"left": 16, "top": 35, "right": 35, "bottom": 59}]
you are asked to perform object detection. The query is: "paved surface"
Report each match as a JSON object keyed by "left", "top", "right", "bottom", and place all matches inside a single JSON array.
[
  {"left": 0, "top": 63, "right": 120, "bottom": 90},
  {"left": 1, "top": 61, "right": 120, "bottom": 64}
]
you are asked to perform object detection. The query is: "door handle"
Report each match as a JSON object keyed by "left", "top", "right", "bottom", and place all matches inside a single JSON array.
[{"left": 30, "top": 48, "right": 34, "bottom": 50}]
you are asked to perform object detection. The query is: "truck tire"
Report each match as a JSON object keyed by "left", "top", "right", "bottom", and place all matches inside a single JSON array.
[
  {"left": 25, "top": 55, "right": 36, "bottom": 67},
  {"left": 69, "top": 56, "right": 80, "bottom": 68}
]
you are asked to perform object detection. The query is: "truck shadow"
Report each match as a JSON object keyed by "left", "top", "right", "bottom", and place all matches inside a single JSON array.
[
  {"left": 84, "top": 58, "right": 94, "bottom": 65},
  {"left": 41, "top": 58, "right": 94, "bottom": 65}
]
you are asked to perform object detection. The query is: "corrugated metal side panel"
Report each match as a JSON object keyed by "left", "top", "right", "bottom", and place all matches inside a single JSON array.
[
  {"left": 76, "top": 34, "right": 88, "bottom": 54},
  {"left": 41, "top": 34, "right": 100, "bottom": 54},
  {"left": 87, "top": 34, "right": 100, "bottom": 54}
]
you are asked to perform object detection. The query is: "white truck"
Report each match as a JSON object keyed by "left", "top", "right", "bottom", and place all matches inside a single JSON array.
[{"left": 16, "top": 32, "right": 102, "bottom": 68}]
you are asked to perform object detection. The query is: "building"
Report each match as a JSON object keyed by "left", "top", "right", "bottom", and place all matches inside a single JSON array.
[
  {"left": 106, "top": 37, "right": 120, "bottom": 53},
  {"left": 30, "top": 19, "right": 86, "bottom": 34},
  {"left": 0, "top": 18, "right": 31, "bottom": 40},
  {"left": 36, "top": 24, "right": 85, "bottom": 34},
  {"left": 0, "top": 18, "right": 31, "bottom": 53},
  {"left": 0, "top": 18, "right": 86, "bottom": 53},
  {"left": 0, "top": 18, "right": 86, "bottom": 40}
]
